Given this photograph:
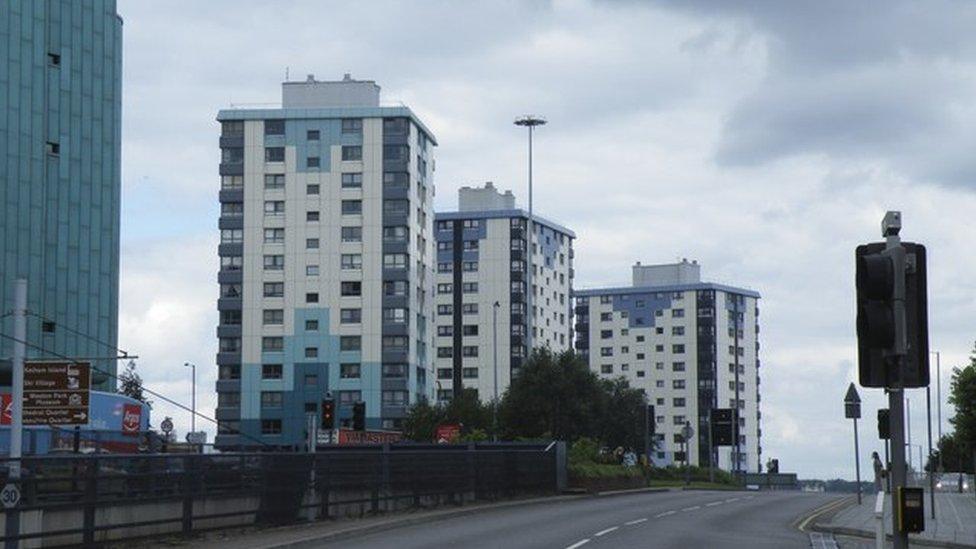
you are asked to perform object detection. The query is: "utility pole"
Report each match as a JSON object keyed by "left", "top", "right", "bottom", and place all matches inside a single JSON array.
[
  {"left": 492, "top": 301, "right": 499, "bottom": 442},
  {"left": 5, "top": 279, "right": 27, "bottom": 549},
  {"left": 926, "top": 367, "right": 936, "bottom": 517},
  {"left": 733, "top": 297, "right": 741, "bottom": 479},
  {"left": 845, "top": 383, "right": 863, "bottom": 505},
  {"left": 907, "top": 398, "right": 913, "bottom": 473},
  {"left": 184, "top": 362, "right": 196, "bottom": 434},
  {"left": 884, "top": 212, "right": 909, "bottom": 549},
  {"left": 933, "top": 350, "right": 942, "bottom": 472}
]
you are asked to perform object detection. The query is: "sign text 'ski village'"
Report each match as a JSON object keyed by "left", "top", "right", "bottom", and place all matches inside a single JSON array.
[{"left": 23, "top": 361, "right": 91, "bottom": 426}]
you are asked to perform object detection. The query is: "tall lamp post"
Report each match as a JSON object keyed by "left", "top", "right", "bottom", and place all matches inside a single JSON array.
[
  {"left": 514, "top": 115, "right": 546, "bottom": 359},
  {"left": 184, "top": 362, "right": 196, "bottom": 434},
  {"left": 492, "top": 301, "right": 500, "bottom": 442}
]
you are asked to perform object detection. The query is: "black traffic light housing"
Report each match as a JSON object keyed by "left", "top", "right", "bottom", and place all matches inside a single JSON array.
[
  {"left": 321, "top": 399, "right": 335, "bottom": 430},
  {"left": 855, "top": 242, "right": 929, "bottom": 388},
  {"left": 711, "top": 408, "right": 737, "bottom": 446},
  {"left": 352, "top": 401, "right": 366, "bottom": 431},
  {"left": 878, "top": 408, "right": 891, "bottom": 439},
  {"left": 646, "top": 405, "right": 656, "bottom": 438}
]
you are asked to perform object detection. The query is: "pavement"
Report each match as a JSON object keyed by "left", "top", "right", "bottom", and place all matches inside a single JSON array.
[
  {"left": 817, "top": 491, "right": 976, "bottom": 548},
  {"left": 149, "top": 489, "right": 840, "bottom": 549}
]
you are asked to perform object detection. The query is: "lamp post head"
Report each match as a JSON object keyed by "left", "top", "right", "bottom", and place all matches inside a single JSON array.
[{"left": 514, "top": 115, "right": 547, "bottom": 127}]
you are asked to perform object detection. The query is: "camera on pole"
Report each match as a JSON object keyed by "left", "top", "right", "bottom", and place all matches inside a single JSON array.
[{"left": 855, "top": 228, "right": 929, "bottom": 388}]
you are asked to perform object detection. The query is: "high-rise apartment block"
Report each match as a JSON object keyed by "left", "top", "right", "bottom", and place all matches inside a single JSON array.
[
  {"left": 214, "top": 75, "right": 436, "bottom": 449},
  {"left": 574, "top": 260, "right": 761, "bottom": 472},
  {"left": 433, "top": 183, "right": 575, "bottom": 402},
  {"left": 0, "top": 0, "right": 123, "bottom": 389}
]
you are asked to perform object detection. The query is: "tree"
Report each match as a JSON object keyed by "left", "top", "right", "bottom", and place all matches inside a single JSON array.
[
  {"left": 598, "top": 377, "right": 648, "bottom": 451},
  {"left": 498, "top": 349, "right": 607, "bottom": 442},
  {"left": 401, "top": 388, "right": 492, "bottom": 442},
  {"left": 927, "top": 435, "right": 974, "bottom": 474},
  {"left": 118, "top": 360, "right": 152, "bottom": 408},
  {"left": 948, "top": 343, "right": 976, "bottom": 462},
  {"left": 402, "top": 399, "right": 444, "bottom": 442}
]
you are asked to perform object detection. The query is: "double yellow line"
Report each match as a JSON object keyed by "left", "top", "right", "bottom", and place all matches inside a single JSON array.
[{"left": 795, "top": 496, "right": 855, "bottom": 532}]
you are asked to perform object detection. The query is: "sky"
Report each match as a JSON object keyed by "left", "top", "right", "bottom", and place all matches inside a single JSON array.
[{"left": 115, "top": 0, "right": 976, "bottom": 479}]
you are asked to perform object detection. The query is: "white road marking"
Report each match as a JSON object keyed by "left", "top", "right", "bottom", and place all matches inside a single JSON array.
[
  {"left": 744, "top": 495, "right": 754, "bottom": 500},
  {"left": 624, "top": 518, "right": 648, "bottom": 525},
  {"left": 724, "top": 497, "right": 740, "bottom": 503},
  {"left": 705, "top": 501, "right": 723, "bottom": 507},
  {"left": 594, "top": 527, "right": 618, "bottom": 537},
  {"left": 681, "top": 506, "right": 701, "bottom": 512},
  {"left": 655, "top": 510, "right": 676, "bottom": 518},
  {"left": 565, "top": 539, "right": 590, "bottom": 549}
]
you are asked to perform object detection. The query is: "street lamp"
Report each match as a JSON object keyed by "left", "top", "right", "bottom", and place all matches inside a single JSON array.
[
  {"left": 492, "top": 301, "right": 500, "bottom": 442},
  {"left": 514, "top": 115, "right": 546, "bottom": 358},
  {"left": 184, "top": 362, "right": 196, "bottom": 434}
]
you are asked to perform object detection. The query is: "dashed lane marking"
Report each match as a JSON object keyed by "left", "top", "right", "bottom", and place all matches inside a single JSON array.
[
  {"left": 594, "top": 527, "right": 618, "bottom": 537},
  {"left": 565, "top": 539, "right": 590, "bottom": 549},
  {"left": 681, "top": 506, "right": 701, "bottom": 512},
  {"left": 655, "top": 510, "right": 676, "bottom": 518},
  {"left": 624, "top": 518, "right": 648, "bottom": 525},
  {"left": 725, "top": 498, "right": 740, "bottom": 503},
  {"left": 705, "top": 501, "right": 723, "bottom": 507}
]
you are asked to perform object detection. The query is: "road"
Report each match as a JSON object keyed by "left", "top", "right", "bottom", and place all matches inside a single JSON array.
[{"left": 316, "top": 490, "right": 841, "bottom": 549}]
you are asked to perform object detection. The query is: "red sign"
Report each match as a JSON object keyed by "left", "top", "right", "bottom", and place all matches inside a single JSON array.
[
  {"left": 435, "top": 424, "right": 461, "bottom": 443},
  {"left": 1, "top": 394, "right": 11, "bottom": 426},
  {"left": 336, "top": 429, "right": 403, "bottom": 445},
  {"left": 121, "top": 404, "right": 142, "bottom": 436}
]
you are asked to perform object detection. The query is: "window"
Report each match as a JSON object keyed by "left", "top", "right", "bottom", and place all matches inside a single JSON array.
[
  {"left": 261, "top": 419, "right": 282, "bottom": 435},
  {"left": 655, "top": 344, "right": 664, "bottom": 352},
  {"left": 261, "top": 391, "right": 283, "bottom": 408},
  {"left": 264, "top": 200, "right": 285, "bottom": 215},
  {"left": 383, "top": 253, "right": 407, "bottom": 269},
  {"left": 382, "top": 363, "right": 407, "bottom": 378},
  {"left": 342, "top": 145, "right": 362, "bottom": 161},
  {"left": 263, "top": 282, "right": 284, "bottom": 297},
  {"left": 264, "top": 228, "right": 285, "bottom": 244},
  {"left": 673, "top": 380, "right": 686, "bottom": 389},
  {"left": 672, "top": 326, "right": 685, "bottom": 336},
  {"left": 338, "top": 226, "right": 363, "bottom": 242},
  {"left": 672, "top": 344, "right": 686, "bottom": 354},
  {"left": 437, "top": 368, "right": 452, "bottom": 379},
  {"left": 221, "top": 175, "right": 244, "bottom": 189},
  {"left": 219, "top": 365, "right": 240, "bottom": 380},
  {"left": 341, "top": 308, "right": 361, "bottom": 323},
  {"left": 219, "top": 338, "right": 240, "bottom": 352},
  {"left": 621, "top": 346, "right": 630, "bottom": 354},
  {"left": 304, "top": 374, "right": 318, "bottom": 385},
  {"left": 437, "top": 304, "right": 453, "bottom": 316},
  {"left": 341, "top": 281, "right": 362, "bottom": 296},
  {"left": 383, "top": 144, "right": 409, "bottom": 160},
  {"left": 342, "top": 200, "right": 362, "bottom": 215},
  {"left": 636, "top": 353, "right": 645, "bottom": 360},
  {"left": 383, "top": 308, "right": 407, "bottom": 323},
  {"left": 384, "top": 199, "right": 409, "bottom": 215},
  {"left": 437, "top": 241, "right": 452, "bottom": 252},
  {"left": 673, "top": 398, "right": 686, "bottom": 407},
  {"left": 339, "top": 390, "right": 362, "bottom": 405},
  {"left": 341, "top": 118, "right": 363, "bottom": 134},
  {"left": 656, "top": 380, "right": 665, "bottom": 388},
  {"left": 306, "top": 292, "right": 319, "bottom": 303},
  {"left": 307, "top": 211, "right": 320, "bottom": 222},
  {"left": 462, "top": 346, "right": 478, "bottom": 357},
  {"left": 304, "top": 347, "right": 318, "bottom": 358},
  {"left": 305, "top": 320, "right": 319, "bottom": 331},
  {"left": 438, "top": 326, "right": 453, "bottom": 337},
  {"left": 601, "top": 364, "right": 613, "bottom": 374},
  {"left": 341, "top": 254, "right": 362, "bottom": 270},
  {"left": 438, "top": 262, "right": 453, "bottom": 273},
  {"left": 382, "top": 390, "right": 409, "bottom": 406},
  {"left": 307, "top": 129, "right": 320, "bottom": 140},
  {"left": 306, "top": 265, "right": 320, "bottom": 276},
  {"left": 384, "top": 118, "right": 409, "bottom": 134},
  {"left": 342, "top": 173, "right": 363, "bottom": 188},
  {"left": 265, "top": 147, "right": 285, "bottom": 162},
  {"left": 262, "top": 337, "right": 283, "bottom": 352},
  {"left": 462, "top": 367, "right": 478, "bottom": 379},
  {"left": 382, "top": 336, "right": 408, "bottom": 351},
  {"left": 637, "top": 370, "right": 646, "bottom": 378},
  {"left": 438, "top": 347, "right": 453, "bottom": 358},
  {"left": 672, "top": 308, "right": 685, "bottom": 318},
  {"left": 221, "top": 148, "right": 243, "bottom": 163},
  {"left": 220, "top": 310, "right": 241, "bottom": 325},
  {"left": 384, "top": 172, "right": 409, "bottom": 189},
  {"left": 340, "top": 336, "right": 361, "bottom": 351},
  {"left": 306, "top": 238, "right": 320, "bottom": 249},
  {"left": 221, "top": 203, "right": 243, "bottom": 217},
  {"left": 462, "top": 325, "right": 478, "bottom": 336},
  {"left": 220, "top": 256, "right": 242, "bottom": 271},
  {"left": 383, "top": 226, "right": 408, "bottom": 242},
  {"left": 264, "top": 255, "right": 284, "bottom": 270},
  {"left": 672, "top": 362, "right": 686, "bottom": 372},
  {"left": 384, "top": 280, "right": 407, "bottom": 296},
  {"left": 462, "top": 261, "right": 478, "bottom": 272},
  {"left": 307, "top": 183, "right": 320, "bottom": 194},
  {"left": 462, "top": 303, "right": 478, "bottom": 314},
  {"left": 463, "top": 240, "right": 479, "bottom": 251},
  {"left": 265, "top": 119, "right": 285, "bottom": 135},
  {"left": 263, "top": 309, "right": 284, "bottom": 325},
  {"left": 600, "top": 312, "right": 612, "bottom": 321},
  {"left": 462, "top": 282, "right": 478, "bottom": 293},
  {"left": 601, "top": 347, "right": 613, "bottom": 357},
  {"left": 437, "top": 283, "right": 453, "bottom": 294},
  {"left": 340, "top": 363, "right": 361, "bottom": 379},
  {"left": 264, "top": 174, "right": 285, "bottom": 189}
]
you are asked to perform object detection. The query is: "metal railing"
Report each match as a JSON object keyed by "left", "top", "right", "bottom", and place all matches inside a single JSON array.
[{"left": 0, "top": 442, "right": 561, "bottom": 546}]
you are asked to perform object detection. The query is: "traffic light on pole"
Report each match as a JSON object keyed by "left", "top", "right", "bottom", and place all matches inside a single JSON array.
[
  {"left": 321, "top": 398, "right": 335, "bottom": 430},
  {"left": 855, "top": 242, "right": 929, "bottom": 388},
  {"left": 352, "top": 401, "right": 366, "bottom": 431},
  {"left": 878, "top": 408, "right": 891, "bottom": 439},
  {"left": 646, "top": 405, "right": 656, "bottom": 438}
]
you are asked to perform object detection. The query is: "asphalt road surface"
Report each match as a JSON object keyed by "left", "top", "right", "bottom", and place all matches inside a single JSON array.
[{"left": 317, "top": 490, "right": 841, "bottom": 549}]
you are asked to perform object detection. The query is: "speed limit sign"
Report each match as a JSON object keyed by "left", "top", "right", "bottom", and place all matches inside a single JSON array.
[{"left": 1, "top": 483, "right": 21, "bottom": 508}]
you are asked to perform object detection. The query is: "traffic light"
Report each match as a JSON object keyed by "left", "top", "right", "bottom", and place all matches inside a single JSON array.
[
  {"left": 878, "top": 408, "right": 891, "bottom": 439},
  {"left": 768, "top": 459, "right": 780, "bottom": 474},
  {"left": 321, "top": 399, "right": 335, "bottom": 430},
  {"left": 711, "top": 408, "right": 736, "bottom": 446},
  {"left": 352, "top": 401, "right": 366, "bottom": 431},
  {"left": 646, "top": 405, "right": 656, "bottom": 438},
  {"left": 855, "top": 241, "right": 929, "bottom": 388}
]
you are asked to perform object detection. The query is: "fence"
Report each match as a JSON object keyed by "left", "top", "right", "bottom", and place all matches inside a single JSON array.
[{"left": 0, "top": 441, "right": 565, "bottom": 547}]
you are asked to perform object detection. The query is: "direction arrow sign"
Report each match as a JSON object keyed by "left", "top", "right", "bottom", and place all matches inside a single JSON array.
[
  {"left": 23, "top": 361, "right": 91, "bottom": 426},
  {"left": 1, "top": 484, "right": 21, "bottom": 509}
]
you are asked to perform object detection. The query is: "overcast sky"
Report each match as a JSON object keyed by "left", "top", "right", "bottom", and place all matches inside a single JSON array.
[{"left": 115, "top": 0, "right": 976, "bottom": 479}]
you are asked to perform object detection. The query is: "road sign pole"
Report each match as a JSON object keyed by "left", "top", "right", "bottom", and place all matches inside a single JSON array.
[
  {"left": 854, "top": 416, "right": 862, "bottom": 505},
  {"left": 708, "top": 408, "right": 715, "bottom": 484},
  {"left": 5, "top": 279, "right": 27, "bottom": 549},
  {"left": 884, "top": 212, "right": 909, "bottom": 549}
]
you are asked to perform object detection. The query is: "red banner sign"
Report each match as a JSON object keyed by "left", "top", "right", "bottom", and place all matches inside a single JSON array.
[
  {"left": 121, "top": 404, "right": 142, "bottom": 436},
  {"left": 1, "top": 394, "right": 11, "bottom": 426},
  {"left": 337, "top": 429, "right": 403, "bottom": 445},
  {"left": 435, "top": 424, "right": 461, "bottom": 443}
]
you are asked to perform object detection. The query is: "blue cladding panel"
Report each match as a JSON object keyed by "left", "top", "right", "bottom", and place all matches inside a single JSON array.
[
  {"left": 611, "top": 293, "right": 673, "bottom": 329},
  {"left": 0, "top": 0, "right": 122, "bottom": 389}
]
